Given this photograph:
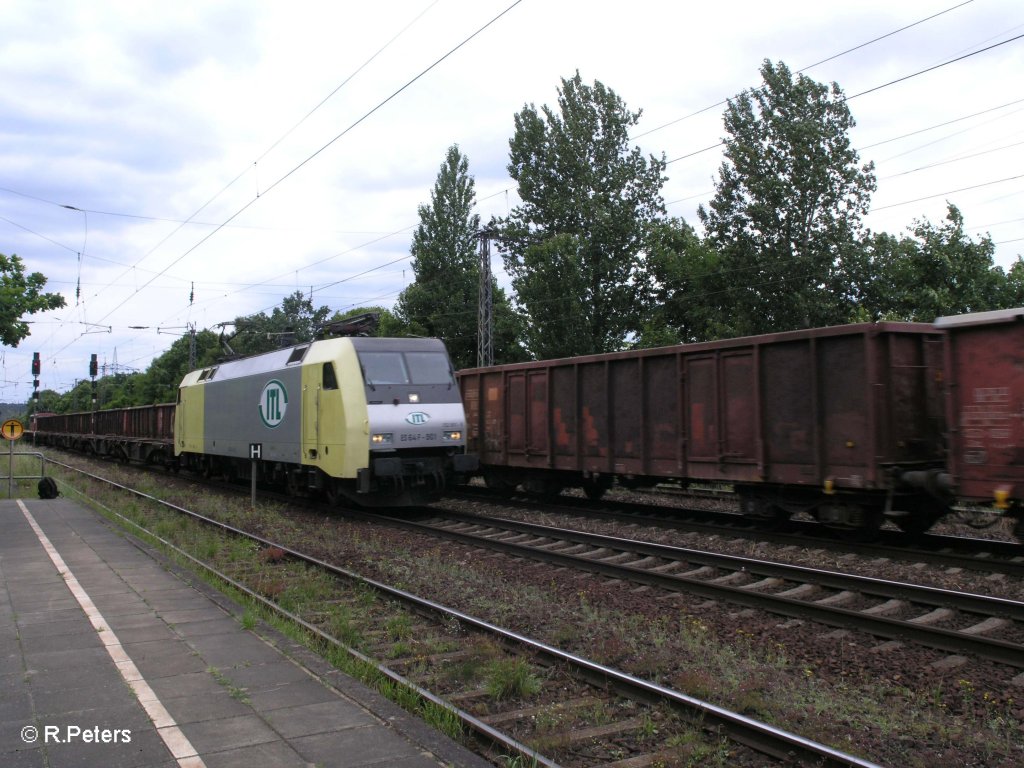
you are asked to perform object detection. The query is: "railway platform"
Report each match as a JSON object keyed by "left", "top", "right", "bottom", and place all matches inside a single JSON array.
[{"left": 1, "top": 497, "right": 490, "bottom": 768}]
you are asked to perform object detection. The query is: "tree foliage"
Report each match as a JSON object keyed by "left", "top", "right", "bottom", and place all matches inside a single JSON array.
[
  {"left": 227, "top": 291, "right": 332, "bottom": 357},
  {"left": 395, "top": 145, "right": 522, "bottom": 369},
  {"left": 640, "top": 218, "right": 729, "bottom": 345},
  {"left": 497, "top": 72, "right": 666, "bottom": 358},
  {"left": 858, "top": 205, "right": 1014, "bottom": 321},
  {"left": 142, "top": 329, "right": 222, "bottom": 404},
  {"left": 696, "top": 60, "right": 876, "bottom": 336},
  {"left": 0, "top": 253, "right": 66, "bottom": 347}
]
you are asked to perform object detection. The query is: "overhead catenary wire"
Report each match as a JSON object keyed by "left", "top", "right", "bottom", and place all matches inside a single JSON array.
[
  {"left": 6, "top": 2, "right": 1023, "bottom": 396},
  {"left": 92, "top": 0, "right": 970, "bottom": 345},
  {"left": 25, "top": 1, "right": 524, "bottom": 386},
  {"left": 87, "top": 0, "right": 525, "bottom": 330},
  {"left": 67, "top": 1, "right": 442, "bottom": 316},
  {"left": 632, "top": 0, "right": 977, "bottom": 141}
]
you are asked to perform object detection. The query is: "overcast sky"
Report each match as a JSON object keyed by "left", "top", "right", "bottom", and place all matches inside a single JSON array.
[{"left": 2, "top": 0, "right": 1022, "bottom": 398}]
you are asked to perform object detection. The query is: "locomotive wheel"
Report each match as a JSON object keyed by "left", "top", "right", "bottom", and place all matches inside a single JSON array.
[{"left": 324, "top": 478, "right": 345, "bottom": 507}]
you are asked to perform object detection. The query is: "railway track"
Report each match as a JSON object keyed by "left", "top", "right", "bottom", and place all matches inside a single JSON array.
[
  {"left": 368, "top": 508, "right": 1024, "bottom": 672},
  {"left": 452, "top": 487, "right": 1024, "bottom": 578},
  {"left": 49, "top": 458, "right": 886, "bottom": 768}
]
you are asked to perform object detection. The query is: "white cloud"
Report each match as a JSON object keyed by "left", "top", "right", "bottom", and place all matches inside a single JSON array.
[{"left": 1, "top": 0, "right": 1022, "bottom": 396}]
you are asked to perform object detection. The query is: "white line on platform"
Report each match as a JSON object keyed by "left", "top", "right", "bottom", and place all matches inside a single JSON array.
[{"left": 17, "top": 500, "right": 207, "bottom": 768}]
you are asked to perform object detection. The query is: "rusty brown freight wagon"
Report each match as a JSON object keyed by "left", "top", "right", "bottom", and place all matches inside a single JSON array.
[
  {"left": 34, "top": 403, "right": 175, "bottom": 465},
  {"left": 458, "top": 322, "right": 949, "bottom": 535},
  {"left": 937, "top": 307, "right": 1024, "bottom": 517}
]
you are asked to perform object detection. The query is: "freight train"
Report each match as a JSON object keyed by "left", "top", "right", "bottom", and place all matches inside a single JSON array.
[
  {"left": 457, "top": 308, "right": 1023, "bottom": 538},
  {"left": 32, "top": 335, "right": 477, "bottom": 507}
]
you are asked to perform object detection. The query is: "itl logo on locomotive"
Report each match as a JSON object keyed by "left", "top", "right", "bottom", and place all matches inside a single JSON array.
[
  {"left": 405, "top": 412, "right": 430, "bottom": 425},
  {"left": 259, "top": 380, "right": 288, "bottom": 428}
]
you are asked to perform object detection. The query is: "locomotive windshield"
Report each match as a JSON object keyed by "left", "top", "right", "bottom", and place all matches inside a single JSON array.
[{"left": 359, "top": 351, "right": 454, "bottom": 386}]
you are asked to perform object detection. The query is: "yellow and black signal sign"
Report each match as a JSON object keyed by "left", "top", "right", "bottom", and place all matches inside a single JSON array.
[{"left": 2, "top": 419, "right": 24, "bottom": 441}]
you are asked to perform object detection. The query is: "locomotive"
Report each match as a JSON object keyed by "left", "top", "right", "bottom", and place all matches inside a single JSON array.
[
  {"left": 458, "top": 308, "right": 1023, "bottom": 538},
  {"left": 33, "top": 335, "right": 477, "bottom": 507}
]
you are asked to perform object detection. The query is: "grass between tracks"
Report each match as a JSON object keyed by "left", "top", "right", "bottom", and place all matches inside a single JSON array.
[
  {"left": 23, "top": 456, "right": 1023, "bottom": 768},
  {"left": 22, "top": 461, "right": 466, "bottom": 746}
]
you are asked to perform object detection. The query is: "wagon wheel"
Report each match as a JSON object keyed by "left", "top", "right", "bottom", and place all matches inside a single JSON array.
[
  {"left": 738, "top": 494, "right": 791, "bottom": 530},
  {"left": 821, "top": 505, "right": 883, "bottom": 542},
  {"left": 582, "top": 477, "right": 612, "bottom": 501},
  {"left": 483, "top": 470, "right": 517, "bottom": 495},
  {"left": 891, "top": 502, "right": 942, "bottom": 536}
]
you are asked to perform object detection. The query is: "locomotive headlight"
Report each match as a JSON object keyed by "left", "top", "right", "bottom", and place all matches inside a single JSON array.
[
  {"left": 372, "top": 433, "right": 393, "bottom": 445},
  {"left": 443, "top": 430, "right": 462, "bottom": 441}
]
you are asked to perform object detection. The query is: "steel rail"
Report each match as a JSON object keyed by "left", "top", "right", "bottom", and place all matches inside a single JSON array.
[
  {"left": 45, "top": 460, "right": 558, "bottom": 768},
  {"left": 453, "top": 488, "right": 1024, "bottom": 576},
  {"left": 50, "top": 458, "right": 882, "bottom": 768},
  {"left": 372, "top": 511, "right": 1024, "bottom": 668},
  {"left": 432, "top": 510, "right": 1024, "bottom": 620}
]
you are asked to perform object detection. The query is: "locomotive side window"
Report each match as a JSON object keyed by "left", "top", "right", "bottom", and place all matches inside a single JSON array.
[
  {"left": 323, "top": 362, "right": 338, "bottom": 390},
  {"left": 405, "top": 352, "right": 454, "bottom": 384}
]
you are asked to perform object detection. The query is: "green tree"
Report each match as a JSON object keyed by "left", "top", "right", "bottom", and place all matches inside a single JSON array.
[
  {"left": 497, "top": 72, "right": 666, "bottom": 358},
  {"left": 860, "top": 204, "right": 1010, "bottom": 321},
  {"left": 99, "top": 372, "right": 147, "bottom": 409},
  {"left": 28, "top": 388, "right": 62, "bottom": 415},
  {"left": 228, "top": 291, "right": 332, "bottom": 357},
  {"left": 1005, "top": 257, "right": 1024, "bottom": 306},
  {"left": 0, "top": 253, "right": 66, "bottom": 347},
  {"left": 142, "top": 329, "right": 222, "bottom": 403},
  {"left": 395, "top": 145, "right": 522, "bottom": 369},
  {"left": 641, "top": 218, "right": 733, "bottom": 345},
  {"left": 56, "top": 380, "right": 94, "bottom": 413},
  {"left": 698, "top": 60, "right": 876, "bottom": 336}
]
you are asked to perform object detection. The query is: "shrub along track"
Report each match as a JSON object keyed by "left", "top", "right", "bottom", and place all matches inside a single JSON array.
[{"left": 37, "top": 452, "right": 1024, "bottom": 767}]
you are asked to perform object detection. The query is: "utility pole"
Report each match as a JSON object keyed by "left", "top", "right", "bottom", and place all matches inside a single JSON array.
[
  {"left": 188, "top": 323, "right": 197, "bottom": 369},
  {"left": 477, "top": 230, "right": 495, "bottom": 368}
]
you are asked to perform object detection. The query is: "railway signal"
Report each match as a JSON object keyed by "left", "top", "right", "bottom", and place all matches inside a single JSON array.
[
  {"left": 32, "top": 352, "right": 40, "bottom": 401},
  {"left": 89, "top": 353, "right": 98, "bottom": 410}
]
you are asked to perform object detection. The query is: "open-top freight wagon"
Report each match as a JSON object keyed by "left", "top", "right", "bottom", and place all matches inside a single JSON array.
[{"left": 459, "top": 309, "right": 1024, "bottom": 537}]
